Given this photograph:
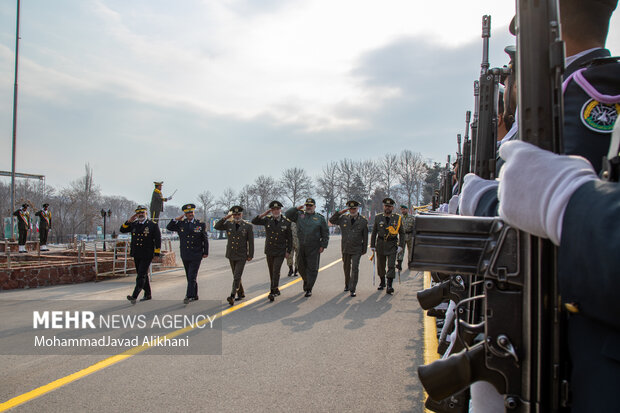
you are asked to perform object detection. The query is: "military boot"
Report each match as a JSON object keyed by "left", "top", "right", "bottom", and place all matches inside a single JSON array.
[
  {"left": 377, "top": 277, "right": 385, "bottom": 290},
  {"left": 294, "top": 267, "right": 299, "bottom": 276},
  {"left": 287, "top": 266, "right": 293, "bottom": 277},
  {"left": 268, "top": 291, "right": 275, "bottom": 302},
  {"left": 386, "top": 278, "right": 394, "bottom": 294}
]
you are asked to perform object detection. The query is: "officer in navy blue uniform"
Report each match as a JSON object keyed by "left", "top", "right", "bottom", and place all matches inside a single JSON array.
[
  {"left": 214, "top": 206, "right": 254, "bottom": 306},
  {"left": 120, "top": 205, "right": 161, "bottom": 304},
  {"left": 251, "top": 200, "right": 292, "bottom": 302},
  {"left": 166, "top": 204, "right": 209, "bottom": 304}
]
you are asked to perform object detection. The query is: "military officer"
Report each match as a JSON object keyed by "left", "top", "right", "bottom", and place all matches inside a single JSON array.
[
  {"left": 166, "top": 204, "right": 209, "bottom": 304},
  {"left": 13, "top": 204, "right": 30, "bottom": 253},
  {"left": 398, "top": 205, "right": 415, "bottom": 270},
  {"left": 284, "top": 198, "right": 329, "bottom": 297},
  {"left": 35, "top": 203, "right": 52, "bottom": 251},
  {"left": 120, "top": 205, "right": 161, "bottom": 304},
  {"left": 329, "top": 200, "right": 368, "bottom": 297},
  {"left": 370, "top": 198, "right": 405, "bottom": 294},
  {"left": 214, "top": 206, "right": 254, "bottom": 306},
  {"left": 285, "top": 221, "right": 299, "bottom": 277},
  {"left": 150, "top": 181, "right": 172, "bottom": 223},
  {"left": 251, "top": 200, "right": 293, "bottom": 301}
]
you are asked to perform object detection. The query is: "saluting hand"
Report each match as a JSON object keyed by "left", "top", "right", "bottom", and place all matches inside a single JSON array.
[
  {"left": 296, "top": 205, "right": 304, "bottom": 211},
  {"left": 339, "top": 208, "right": 351, "bottom": 214},
  {"left": 175, "top": 214, "right": 185, "bottom": 221},
  {"left": 128, "top": 213, "right": 138, "bottom": 223}
]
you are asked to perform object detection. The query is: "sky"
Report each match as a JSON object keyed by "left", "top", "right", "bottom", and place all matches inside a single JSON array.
[{"left": 1, "top": 0, "right": 619, "bottom": 207}]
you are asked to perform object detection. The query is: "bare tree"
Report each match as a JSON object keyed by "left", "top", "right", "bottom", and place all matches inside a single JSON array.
[
  {"left": 197, "top": 190, "right": 215, "bottom": 222},
  {"left": 355, "top": 159, "right": 379, "bottom": 213},
  {"left": 280, "top": 167, "right": 313, "bottom": 207},
  {"left": 378, "top": 153, "right": 399, "bottom": 198},
  {"left": 336, "top": 158, "right": 360, "bottom": 206},
  {"left": 249, "top": 175, "right": 281, "bottom": 214},
  {"left": 316, "top": 161, "right": 339, "bottom": 216},
  {"left": 397, "top": 150, "right": 426, "bottom": 207},
  {"left": 60, "top": 163, "right": 101, "bottom": 235},
  {"left": 217, "top": 187, "right": 236, "bottom": 215}
]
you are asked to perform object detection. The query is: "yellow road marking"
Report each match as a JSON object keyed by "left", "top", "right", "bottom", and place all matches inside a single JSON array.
[
  {"left": 0, "top": 258, "right": 343, "bottom": 412},
  {"left": 423, "top": 271, "right": 439, "bottom": 413}
]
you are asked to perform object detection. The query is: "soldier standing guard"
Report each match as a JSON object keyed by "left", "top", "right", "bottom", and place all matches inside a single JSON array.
[
  {"left": 397, "top": 205, "right": 415, "bottom": 271},
  {"left": 284, "top": 198, "right": 329, "bottom": 297},
  {"left": 251, "top": 200, "right": 293, "bottom": 302},
  {"left": 166, "top": 204, "right": 209, "bottom": 304},
  {"left": 120, "top": 205, "right": 161, "bottom": 304},
  {"left": 329, "top": 200, "right": 368, "bottom": 297},
  {"left": 35, "top": 203, "right": 52, "bottom": 251},
  {"left": 370, "top": 198, "right": 405, "bottom": 294},
  {"left": 150, "top": 181, "right": 172, "bottom": 223},
  {"left": 214, "top": 206, "right": 254, "bottom": 306},
  {"left": 13, "top": 204, "right": 30, "bottom": 253}
]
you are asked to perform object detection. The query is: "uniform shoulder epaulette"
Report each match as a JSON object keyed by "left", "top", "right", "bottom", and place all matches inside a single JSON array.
[
  {"left": 282, "top": 216, "right": 292, "bottom": 222},
  {"left": 316, "top": 213, "right": 325, "bottom": 218},
  {"left": 376, "top": 212, "right": 384, "bottom": 217}
]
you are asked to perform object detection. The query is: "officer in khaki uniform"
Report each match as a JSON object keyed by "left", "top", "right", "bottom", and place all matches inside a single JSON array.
[
  {"left": 166, "top": 204, "right": 209, "bottom": 304},
  {"left": 35, "top": 203, "right": 52, "bottom": 251},
  {"left": 251, "top": 200, "right": 293, "bottom": 301},
  {"left": 329, "top": 200, "right": 368, "bottom": 297},
  {"left": 370, "top": 198, "right": 405, "bottom": 294},
  {"left": 13, "top": 204, "right": 30, "bottom": 253},
  {"left": 150, "top": 181, "right": 172, "bottom": 223},
  {"left": 120, "top": 205, "right": 161, "bottom": 304},
  {"left": 284, "top": 198, "right": 329, "bottom": 297},
  {"left": 214, "top": 206, "right": 254, "bottom": 305},
  {"left": 397, "top": 205, "right": 415, "bottom": 270}
]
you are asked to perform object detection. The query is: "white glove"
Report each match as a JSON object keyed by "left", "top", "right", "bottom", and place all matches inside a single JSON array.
[
  {"left": 498, "top": 141, "right": 597, "bottom": 245},
  {"left": 438, "top": 203, "right": 449, "bottom": 213},
  {"left": 458, "top": 173, "right": 499, "bottom": 216},
  {"left": 448, "top": 195, "right": 459, "bottom": 215},
  {"left": 397, "top": 246, "right": 403, "bottom": 254}
]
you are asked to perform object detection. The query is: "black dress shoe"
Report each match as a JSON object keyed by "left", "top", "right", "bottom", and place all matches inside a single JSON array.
[
  {"left": 344, "top": 287, "right": 349, "bottom": 292},
  {"left": 304, "top": 290, "right": 312, "bottom": 297},
  {"left": 293, "top": 268, "right": 298, "bottom": 276},
  {"left": 235, "top": 295, "right": 245, "bottom": 301},
  {"left": 287, "top": 266, "right": 293, "bottom": 277},
  {"left": 268, "top": 293, "right": 275, "bottom": 302},
  {"left": 386, "top": 286, "right": 394, "bottom": 294},
  {"left": 189, "top": 297, "right": 199, "bottom": 302},
  {"left": 140, "top": 296, "right": 152, "bottom": 302},
  {"left": 183, "top": 297, "right": 190, "bottom": 304},
  {"left": 274, "top": 288, "right": 281, "bottom": 296},
  {"left": 226, "top": 296, "right": 235, "bottom": 306},
  {"left": 127, "top": 295, "right": 136, "bottom": 305},
  {"left": 377, "top": 285, "right": 385, "bottom": 291},
  {"left": 350, "top": 292, "right": 356, "bottom": 297}
]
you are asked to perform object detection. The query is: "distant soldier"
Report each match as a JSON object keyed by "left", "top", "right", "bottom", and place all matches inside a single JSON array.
[
  {"left": 251, "top": 200, "right": 293, "bottom": 302},
  {"left": 397, "top": 205, "right": 415, "bottom": 271},
  {"left": 35, "top": 203, "right": 52, "bottom": 251},
  {"left": 329, "top": 200, "right": 368, "bottom": 297},
  {"left": 166, "top": 204, "right": 209, "bottom": 304},
  {"left": 13, "top": 204, "right": 30, "bottom": 253},
  {"left": 285, "top": 221, "right": 299, "bottom": 277},
  {"left": 150, "top": 181, "right": 172, "bottom": 223},
  {"left": 370, "top": 198, "right": 405, "bottom": 294},
  {"left": 285, "top": 198, "right": 329, "bottom": 297},
  {"left": 214, "top": 206, "right": 254, "bottom": 306},
  {"left": 120, "top": 205, "right": 161, "bottom": 304}
]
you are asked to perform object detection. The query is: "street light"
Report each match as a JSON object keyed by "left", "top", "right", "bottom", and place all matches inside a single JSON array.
[{"left": 100, "top": 209, "right": 112, "bottom": 251}]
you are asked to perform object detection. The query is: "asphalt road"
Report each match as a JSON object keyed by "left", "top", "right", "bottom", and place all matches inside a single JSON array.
[{"left": 0, "top": 235, "right": 427, "bottom": 412}]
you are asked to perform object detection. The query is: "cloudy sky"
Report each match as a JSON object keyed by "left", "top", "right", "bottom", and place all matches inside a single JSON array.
[{"left": 1, "top": 0, "right": 619, "bottom": 207}]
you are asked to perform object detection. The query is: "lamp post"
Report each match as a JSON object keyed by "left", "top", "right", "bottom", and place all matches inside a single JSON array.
[{"left": 100, "top": 209, "right": 112, "bottom": 251}]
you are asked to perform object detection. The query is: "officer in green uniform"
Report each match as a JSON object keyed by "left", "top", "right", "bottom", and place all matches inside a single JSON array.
[
  {"left": 166, "top": 204, "right": 209, "bottom": 304},
  {"left": 329, "top": 200, "right": 368, "bottom": 297},
  {"left": 251, "top": 200, "right": 293, "bottom": 302},
  {"left": 397, "top": 205, "right": 415, "bottom": 270},
  {"left": 214, "top": 206, "right": 254, "bottom": 306},
  {"left": 35, "top": 203, "right": 52, "bottom": 251},
  {"left": 370, "top": 198, "right": 405, "bottom": 294},
  {"left": 284, "top": 198, "right": 329, "bottom": 297},
  {"left": 13, "top": 204, "right": 30, "bottom": 253},
  {"left": 150, "top": 181, "right": 172, "bottom": 223},
  {"left": 120, "top": 205, "right": 161, "bottom": 304}
]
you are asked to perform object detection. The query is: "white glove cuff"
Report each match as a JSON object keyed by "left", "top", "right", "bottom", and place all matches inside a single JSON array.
[{"left": 459, "top": 177, "right": 499, "bottom": 216}]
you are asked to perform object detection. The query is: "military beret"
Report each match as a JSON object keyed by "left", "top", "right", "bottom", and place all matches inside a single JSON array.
[
  {"left": 154, "top": 181, "right": 163, "bottom": 186},
  {"left": 42, "top": 203, "right": 49, "bottom": 208},
  {"left": 182, "top": 204, "right": 196, "bottom": 213},
  {"left": 135, "top": 205, "right": 147, "bottom": 213},
  {"left": 269, "top": 200, "right": 283, "bottom": 209},
  {"left": 304, "top": 198, "right": 316, "bottom": 206},
  {"left": 382, "top": 198, "right": 395, "bottom": 206},
  {"left": 346, "top": 200, "right": 360, "bottom": 208},
  {"left": 400, "top": 204, "right": 408, "bottom": 209},
  {"left": 230, "top": 205, "right": 244, "bottom": 214}
]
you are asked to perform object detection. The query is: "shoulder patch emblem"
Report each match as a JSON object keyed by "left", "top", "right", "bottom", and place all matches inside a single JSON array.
[{"left": 580, "top": 99, "right": 619, "bottom": 133}]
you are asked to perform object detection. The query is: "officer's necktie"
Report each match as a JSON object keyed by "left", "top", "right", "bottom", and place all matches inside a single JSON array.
[
  {"left": 235, "top": 223, "right": 239, "bottom": 231},
  {"left": 351, "top": 217, "right": 356, "bottom": 226}
]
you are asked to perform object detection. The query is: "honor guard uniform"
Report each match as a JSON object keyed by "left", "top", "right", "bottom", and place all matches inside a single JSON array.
[
  {"left": 166, "top": 204, "right": 209, "bottom": 304},
  {"left": 120, "top": 205, "right": 161, "bottom": 304},
  {"left": 35, "top": 204, "right": 52, "bottom": 251},
  {"left": 150, "top": 181, "right": 171, "bottom": 223},
  {"left": 214, "top": 206, "right": 254, "bottom": 306},
  {"left": 370, "top": 198, "right": 405, "bottom": 294},
  {"left": 13, "top": 204, "right": 30, "bottom": 253},
  {"left": 251, "top": 200, "right": 293, "bottom": 301},
  {"left": 397, "top": 205, "right": 415, "bottom": 270},
  {"left": 284, "top": 198, "right": 329, "bottom": 297},
  {"left": 329, "top": 200, "right": 368, "bottom": 297}
]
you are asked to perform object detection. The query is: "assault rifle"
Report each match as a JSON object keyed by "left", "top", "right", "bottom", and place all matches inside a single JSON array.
[
  {"left": 413, "top": 1, "right": 568, "bottom": 410},
  {"left": 458, "top": 111, "right": 472, "bottom": 193}
]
